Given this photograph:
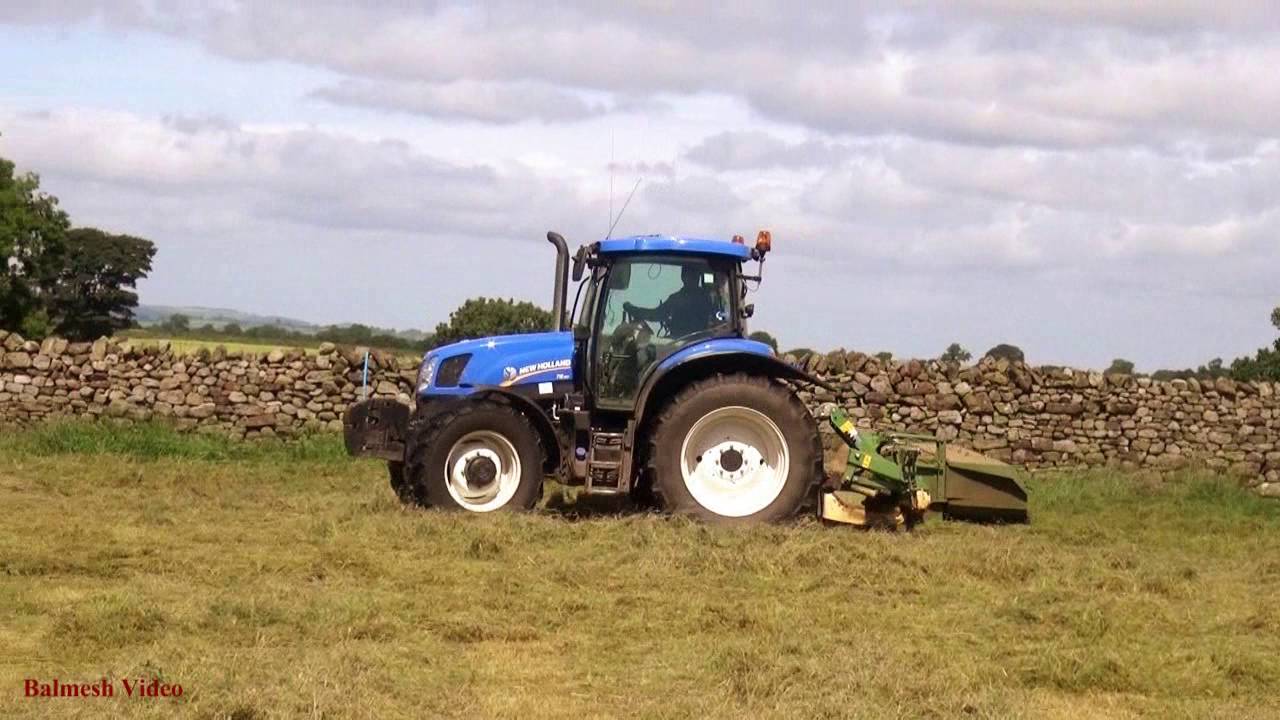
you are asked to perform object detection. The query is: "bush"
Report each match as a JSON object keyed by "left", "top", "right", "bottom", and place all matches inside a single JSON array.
[
  {"left": 431, "top": 297, "right": 553, "bottom": 347},
  {"left": 1105, "top": 358, "right": 1135, "bottom": 375},
  {"left": 1227, "top": 305, "right": 1280, "bottom": 382},
  {"left": 747, "top": 330, "right": 778, "bottom": 351},
  {"left": 940, "top": 343, "right": 972, "bottom": 363},
  {"left": 985, "top": 344, "right": 1025, "bottom": 363}
]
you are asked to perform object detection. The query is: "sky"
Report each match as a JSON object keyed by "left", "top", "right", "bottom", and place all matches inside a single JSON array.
[{"left": 0, "top": 1, "right": 1277, "bottom": 370}]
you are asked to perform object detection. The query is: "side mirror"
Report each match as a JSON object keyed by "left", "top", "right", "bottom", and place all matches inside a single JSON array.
[
  {"left": 572, "top": 246, "right": 587, "bottom": 282},
  {"left": 742, "top": 304, "right": 755, "bottom": 319}
]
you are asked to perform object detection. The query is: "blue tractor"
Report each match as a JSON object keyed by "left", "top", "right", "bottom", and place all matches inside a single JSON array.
[{"left": 344, "top": 230, "right": 832, "bottom": 523}]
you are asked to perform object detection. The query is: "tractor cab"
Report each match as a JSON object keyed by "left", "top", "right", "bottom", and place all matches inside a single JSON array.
[{"left": 566, "top": 234, "right": 769, "bottom": 411}]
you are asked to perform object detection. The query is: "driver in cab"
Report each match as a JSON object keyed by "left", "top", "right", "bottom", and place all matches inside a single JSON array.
[{"left": 623, "top": 266, "right": 720, "bottom": 339}]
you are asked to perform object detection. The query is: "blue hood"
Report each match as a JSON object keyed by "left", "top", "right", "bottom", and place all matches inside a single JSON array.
[{"left": 420, "top": 331, "right": 573, "bottom": 395}]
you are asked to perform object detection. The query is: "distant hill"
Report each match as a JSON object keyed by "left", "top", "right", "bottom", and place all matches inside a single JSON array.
[
  {"left": 135, "top": 305, "right": 320, "bottom": 333},
  {"left": 135, "top": 304, "right": 432, "bottom": 341}
]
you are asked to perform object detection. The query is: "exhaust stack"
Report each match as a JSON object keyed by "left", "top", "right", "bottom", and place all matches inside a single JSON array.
[{"left": 546, "top": 231, "right": 570, "bottom": 331}]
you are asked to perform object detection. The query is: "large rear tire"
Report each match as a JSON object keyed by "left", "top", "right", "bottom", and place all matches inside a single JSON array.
[
  {"left": 647, "top": 373, "right": 821, "bottom": 523},
  {"left": 405, "top": 400, "right": 544, "bottom": 512}
]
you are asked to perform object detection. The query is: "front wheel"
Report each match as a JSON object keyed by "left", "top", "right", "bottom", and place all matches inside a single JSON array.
[
  {"left": 388, "top": 461, "right": 419, "bottom": 505},
  {"left": 405, "top": 400, "right": 545, "bottom": 512},
  {"left": 646, "top": 374, "right": 821, "bottom": 523}
]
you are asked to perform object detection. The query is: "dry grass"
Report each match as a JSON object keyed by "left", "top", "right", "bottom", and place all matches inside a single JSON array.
[
  {"left": 118, "top": 336, "right": 422, "bottom": 365},
  {"left": 1, "top": 423, "right": 1279, "bottom": 719},
  {"left": 118, "top": 336, "right": 315, "bottom": 357}
]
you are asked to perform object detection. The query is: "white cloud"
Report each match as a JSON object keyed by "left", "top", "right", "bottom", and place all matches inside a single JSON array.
[
  {"left": 14, "top": 2, "right": 1280, "bottom": 147},
  {"left": 1, "top": 108, "right": 597, "bottom": 238},
  {"left": 686, "top": 132, "right": 852, "bottom": 171},
  {"left": 311, "top": 79, "right": 606, "bottom": 124}
]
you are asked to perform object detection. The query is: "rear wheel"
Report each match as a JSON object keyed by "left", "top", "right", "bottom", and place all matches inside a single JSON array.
[
  {"left": 647, "top": 373, "right": 821, "bottom": 523},
  {"left": 405, "top": 400, "right": 544, "bottom": 512}
]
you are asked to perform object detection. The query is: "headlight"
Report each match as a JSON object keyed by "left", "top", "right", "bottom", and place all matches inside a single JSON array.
[{"left": 417, "top": 356, "right": 436, "bottom": 392}]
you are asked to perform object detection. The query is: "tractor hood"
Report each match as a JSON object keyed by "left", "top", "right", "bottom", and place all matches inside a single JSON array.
[{"left": 418, "top": 331, "right": 573, "bottom": 396}]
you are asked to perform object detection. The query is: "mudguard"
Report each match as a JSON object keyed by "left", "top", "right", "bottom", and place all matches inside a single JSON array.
[{"left": 634, "top": 341, "right": 835, "bottom": 426}]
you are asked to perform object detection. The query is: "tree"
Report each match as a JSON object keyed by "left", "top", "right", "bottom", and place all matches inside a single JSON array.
[
  {"left": 748, "top": 330, "right": 778, "bottom": 351},
  {"left": 984, "top": 343, "right": 1025, "bottom": 363},
  {"left": 42, "top": 228, "right": 156, "bottom": 340},
  {"left": 940, "top": 343, "right": 972, "bottom": 363},
  {"left": 1, "top": 154, "right": 70, "bottom": 332},
  {"left": 1228, "top": 305, "right": 1280, "bottom": 382},
  {"left": 1105, "top": 358, "right": 1135, "bottom": 375},
  {"left": 1200, "top": 358, "right": 1226, "bottom": 377},
  {"left": 875, "top": 351, "right": 893, "bottom": 362},
  {"left": 222, "top": 322, "right": 243, "bottom": 336},
  {"left": 432, "top": 297, "right": 553, "bottom": 346},
  {"left": 162, "top": 313, "right": 190, "bottom": 334}
]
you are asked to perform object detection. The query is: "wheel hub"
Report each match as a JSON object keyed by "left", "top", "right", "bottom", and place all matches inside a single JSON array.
[
  {"left": 444, "top": 431, "right": 522, "bottom": 511},
  {"left": 701, "top": 441, "right": 764, "bottom": 483},
  {"left": 719, "top": 447, "right": 744, "bottom": 473},
  {"left": 464, "top": 455, "right": 498, "bottom": 488}
]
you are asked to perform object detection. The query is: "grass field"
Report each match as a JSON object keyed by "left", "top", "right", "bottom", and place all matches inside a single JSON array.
[
  {"left": 2, "top": 423, "right": 1280, "bottom": 719},
  {"left": 117, "top": 336, "right": 423, "bottom": 364},
  {"left": 119, "top": 336, "right": 316, "bottom": 357}
]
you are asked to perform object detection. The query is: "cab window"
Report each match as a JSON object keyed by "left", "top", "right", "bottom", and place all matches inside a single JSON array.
[{"left": 593, "top": 255, "right": 733, "bottom": 406}]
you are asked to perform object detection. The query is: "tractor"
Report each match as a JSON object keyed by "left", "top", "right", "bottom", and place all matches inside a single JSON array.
[{"left": 344, "top": 230, "right": 1029, "bottom": 525}]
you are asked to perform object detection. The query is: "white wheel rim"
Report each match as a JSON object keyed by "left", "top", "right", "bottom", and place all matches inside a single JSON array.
[
  {"left": 443, "top": 430, "right": 522, "bottom": 512},
  {"left": 679, "top": 406, "right": 790, "bottom": 518}
]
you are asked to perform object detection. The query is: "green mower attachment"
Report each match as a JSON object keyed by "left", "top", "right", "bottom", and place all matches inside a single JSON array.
[{"left": 820, "top": 408, "right": 1029, "bottom": 528}]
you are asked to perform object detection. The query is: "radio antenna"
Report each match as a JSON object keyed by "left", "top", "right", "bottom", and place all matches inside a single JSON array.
[
  {"left": 607, "top": 176, "right": 642, "bottom": 240},
  {"left": 608, "top": 132, "right": 615, "bottom": 237}
]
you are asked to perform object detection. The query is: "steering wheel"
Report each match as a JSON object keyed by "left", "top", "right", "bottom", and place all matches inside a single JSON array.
[
  {"left": 622, "top": 303, "right": 640, "bottom": 326},
  {"left": 602, "top": 305, "right": 656, "bottom": 396},
  {"left": 626, "top": 304, "right": 672, "bottom": 338},
  {"left": 605, "top": 304, "right": 637, "bottom": 363}
]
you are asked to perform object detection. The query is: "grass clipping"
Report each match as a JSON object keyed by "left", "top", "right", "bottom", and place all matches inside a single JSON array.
[{"left": 1, "top": 422, "right": 1279, "bottom": 719}]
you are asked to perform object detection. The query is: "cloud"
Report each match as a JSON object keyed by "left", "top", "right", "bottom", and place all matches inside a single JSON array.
[
  {"left": 310, "top": 79, "right": 605, "bottom": 124},
  {"left": 14, "top": 2, "right": 1280, "bottom": 148},
  {"left": 0, "top": 107, "right": 595, "bottom": 240},
  {"left": 685, "top": 132, "right": 852, "bottom": 171},
  {"left": 943, "top": 0, "right": 1280, "bottom": 35}
]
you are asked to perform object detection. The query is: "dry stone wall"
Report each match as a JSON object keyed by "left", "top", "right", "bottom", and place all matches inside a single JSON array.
[
  {"left": 0, "top": 331, "right": 417, "bottom": 439},
  {"left": 2, "top": 330, "right": 1278, "bottom": 496},
  {"left": 792, "top": 350, "right": 1280, "bottom": 497}
]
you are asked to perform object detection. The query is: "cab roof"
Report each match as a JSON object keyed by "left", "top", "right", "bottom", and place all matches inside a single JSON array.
[{"left": 597, "top": 234, "right": 752, "bottom": 260}]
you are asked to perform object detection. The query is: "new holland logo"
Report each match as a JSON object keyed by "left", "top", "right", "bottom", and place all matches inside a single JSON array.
[
  {"left": 501, "top": 358, "right": 571, "bottom": 386},
  {"left": 518, "top": 359, "right": 570, "bottom": 375}
]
